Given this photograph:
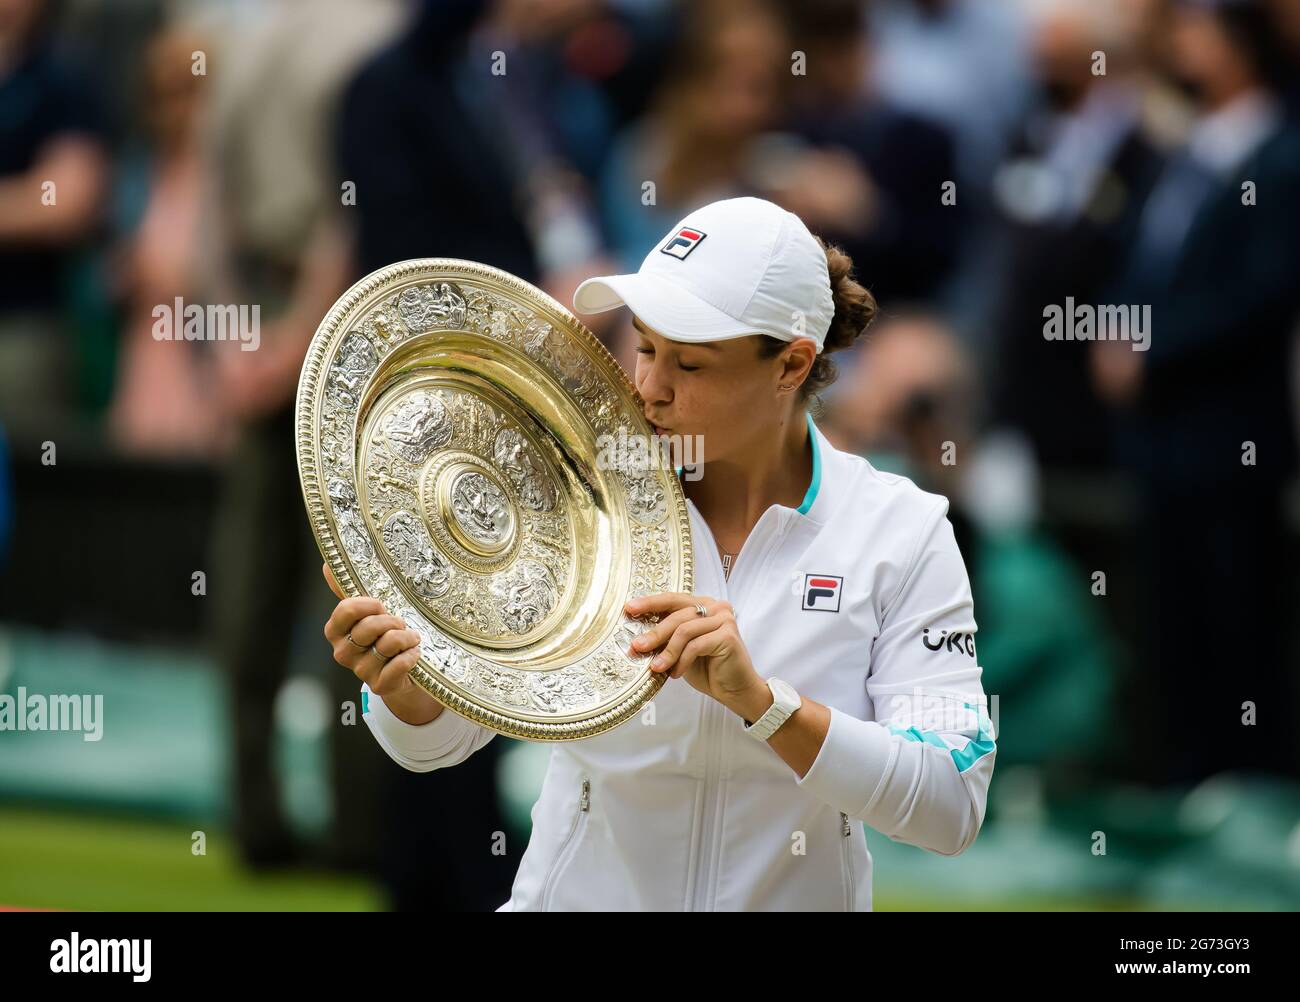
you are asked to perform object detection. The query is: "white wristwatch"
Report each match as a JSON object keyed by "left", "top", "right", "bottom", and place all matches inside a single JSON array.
[{"left": 741, "top": 677, "right": 802, "bottom": 742}]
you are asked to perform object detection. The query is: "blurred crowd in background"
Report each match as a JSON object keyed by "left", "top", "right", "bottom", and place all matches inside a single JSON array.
[{"left": 2, "top": 0, "right": 1299, "bottom": 911}]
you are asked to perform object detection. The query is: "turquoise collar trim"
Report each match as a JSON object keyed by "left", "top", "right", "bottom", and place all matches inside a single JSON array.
[
  {"left": 675, "top": 411, "right": 821, "bottom": 515},
  {"left": 796, "top": 410, "right": 821, "bottom": 515}
]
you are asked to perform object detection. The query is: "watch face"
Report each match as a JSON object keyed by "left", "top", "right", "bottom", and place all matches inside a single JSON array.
[{"left": 769, "top": 678, "right": 799, "bottom": 710}]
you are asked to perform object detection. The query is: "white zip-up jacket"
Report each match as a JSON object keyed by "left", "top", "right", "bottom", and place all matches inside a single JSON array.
[{"left": 361, "top": 414, "right": 996, "bottom": 910}]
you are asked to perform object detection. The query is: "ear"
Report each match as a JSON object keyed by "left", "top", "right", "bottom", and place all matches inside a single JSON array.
[
  {"left": 322, "top": 561, "right": 346, "bottom": 600},
  {"left": 782, "top": 339, "right": 817, "bottom": 386}
]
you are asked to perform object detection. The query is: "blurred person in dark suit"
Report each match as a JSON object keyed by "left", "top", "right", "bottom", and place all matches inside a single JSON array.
[
  {"left": 0, "top": 0, "right": 107, "bottom": 442},
  {"left": 1098, "top": 0, "right": 1300, "bottom": 784},
  {"left": 340, "top": 0, "right": 618, "bottom": 337},
  {"left": 771, "top": 0, "right": 965, "bottom": 308},
  {"left": 337, "top": 0, "right": 621, "bottom": 911},
  {"left": 987, "top": 0, "right": 1166, "bottom": 474},
  {"left": 1266, "top": 0, "right": 1300, "bottom": 446},
  {"left": 201, "top": 0, "right": 409, "bottom": 871}
]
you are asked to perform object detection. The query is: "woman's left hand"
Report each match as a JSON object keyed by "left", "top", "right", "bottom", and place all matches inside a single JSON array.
[{"left": 623, "top": 592, "right": 763, "bottom": 707}]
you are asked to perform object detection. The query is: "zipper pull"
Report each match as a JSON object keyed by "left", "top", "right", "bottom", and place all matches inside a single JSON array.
[
  {"left": 840, "top": 811, "right": 851, "bottom": 837},
  {"left": 580, "top": 778, "right": 591, "bottom": 812}
]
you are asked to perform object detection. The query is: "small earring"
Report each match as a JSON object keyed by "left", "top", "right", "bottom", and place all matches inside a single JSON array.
[{"left": 779, "top": 383, "right": 793, "bottom": 391}]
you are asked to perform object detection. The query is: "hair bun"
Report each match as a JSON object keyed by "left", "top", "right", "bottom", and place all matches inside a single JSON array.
[{"left": 820, "top": 236, "right": 877, "bottom": 354}]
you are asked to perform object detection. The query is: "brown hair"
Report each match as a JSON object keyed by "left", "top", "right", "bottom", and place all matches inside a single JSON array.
[{"left": 756, "top": 235, "right": 877, "bottom": 410}]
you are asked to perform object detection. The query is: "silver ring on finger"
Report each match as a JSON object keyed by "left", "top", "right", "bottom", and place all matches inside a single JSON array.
[
  {"left": 694, "top": 603, "right": 708, "bottom": 617},
  {"left": 369, "top": 645, "right": 392, "bottom": 663},
  {"left": 346, "top": 632, "right": 368, "bottom": 651}
]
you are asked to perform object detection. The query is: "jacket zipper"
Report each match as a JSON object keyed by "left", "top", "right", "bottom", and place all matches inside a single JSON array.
[
  {"left": 684, "top": 504, "right": 781, "bottom": 911},
  {"left": 540, "top": 776, "right": 590, "bottom": 911},
  {"left": 840, "top": 811, "right": 856, "bottom": 912}
]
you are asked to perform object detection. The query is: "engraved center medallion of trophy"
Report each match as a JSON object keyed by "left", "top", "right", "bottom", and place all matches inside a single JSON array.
[{"left": 359, "top": 381, "right": 580, "bottom": 650}]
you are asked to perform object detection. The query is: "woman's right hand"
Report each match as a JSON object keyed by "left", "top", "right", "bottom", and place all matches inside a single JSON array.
[{"left": 322, "top": 562, "right": 443, "bottom": 726}]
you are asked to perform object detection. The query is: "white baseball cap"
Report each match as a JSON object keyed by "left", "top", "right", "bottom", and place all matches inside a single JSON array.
[{"left": 572, "top": 196, "right": 835, "bottom": 354}]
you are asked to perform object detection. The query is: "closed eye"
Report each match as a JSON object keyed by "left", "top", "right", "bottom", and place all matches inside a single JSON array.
[{"left": 635, "top": 347, "right": 699, "bottom": 371}]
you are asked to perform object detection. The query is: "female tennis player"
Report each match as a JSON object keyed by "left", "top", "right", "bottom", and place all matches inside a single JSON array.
[{"left": 323, "top": 196, "right": 996, "bottom": 911}]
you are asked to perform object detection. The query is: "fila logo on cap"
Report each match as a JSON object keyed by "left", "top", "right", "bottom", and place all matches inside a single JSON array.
[
  {"left": 660, "top": 227, "right": 707, "bottom": 260},
  {"left": 802, "top": 573, "right": 842, "bottom": 613}
]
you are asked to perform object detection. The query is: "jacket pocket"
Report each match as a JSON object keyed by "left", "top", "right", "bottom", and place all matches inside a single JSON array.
[
  {"left": 540, "top": 776, "right": 591, "bottom": 911},
  {"left": 839, "top": 811, "right": 856, "bottom": 912}
]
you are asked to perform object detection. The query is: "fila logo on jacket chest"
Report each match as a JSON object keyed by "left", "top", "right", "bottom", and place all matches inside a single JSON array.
[{"left": 801, "top": 573, "right": 843, "bottom": 613}]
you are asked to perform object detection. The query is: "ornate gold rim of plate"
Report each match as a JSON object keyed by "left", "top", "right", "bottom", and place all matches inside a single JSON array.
[{"left": 295, "top": 258, "right": 693, "bottom": 741}]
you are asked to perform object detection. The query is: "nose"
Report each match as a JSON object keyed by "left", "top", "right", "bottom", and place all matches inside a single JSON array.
[{"left": 635, "top": 353, "right": 673, "bottom": 408}]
